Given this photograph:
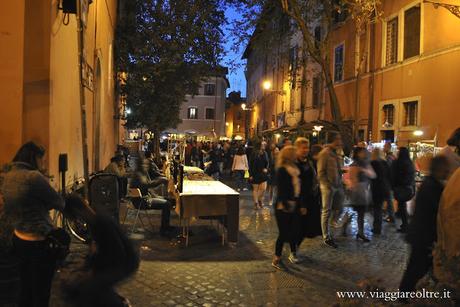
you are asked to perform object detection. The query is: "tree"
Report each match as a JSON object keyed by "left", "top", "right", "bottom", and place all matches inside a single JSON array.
[
  {"left": 115, "top": 0, "right": 226, "bottom": 158},
  {"left": 230, "top": 0, "right": 380, "bottom": 152}
]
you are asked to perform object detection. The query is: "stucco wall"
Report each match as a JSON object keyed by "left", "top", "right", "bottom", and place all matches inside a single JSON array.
[{"left": 0, "top": 1, "right": 25, "bottom": 165}]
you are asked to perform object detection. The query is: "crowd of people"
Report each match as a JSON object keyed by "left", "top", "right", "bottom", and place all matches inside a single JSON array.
[
  {"left": 180, "top": 128, "right": 460, "bottom": 301},
  {"left": 0, "top": 126, "right": 459, "bottom": 306}
]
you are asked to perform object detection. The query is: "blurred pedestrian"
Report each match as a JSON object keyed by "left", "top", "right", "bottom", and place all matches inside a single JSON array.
[
  {"left": 231, "top": 146, "right": 249, "bottom": 192},
  {"left": 439, "top": 127, "right": 460, "bottom": 177},
  {"left": 249, "top": 145, "right": 269, "bottom": 209},
  {"left": 348, "top": 147, "right": 375, "bottom": 242},
  {"left": 433, "top": 168, "right": 460, "bottom": 300},
  {"left": 370, "top": 148, "right": 391, "bottom": 235},
  {"left": 272, "top": 145, "right": 301, "bottom": 269},
  {"left": 391, "top": 147, "right": 416, "bottom": 233},
  {"left": 63, "top": 194, "right": 139, "bottom": 307},
  {"left": 400, "top": 156, "right": 450, "bottom": 293},
  {"left": 2, "top": 142, "right": 66, "bottom": 307},
  {"left": 383, "top": 142, "right": 396, "bottom": 223},
  {"left": 267, "top": 142, "right": 279, "bottom": 205},
  {"left": 317, "top": 133, "right": 345, "bottom": 248},
  {"left": 294, "top": 138, "right": 321, "bottom": 252}
]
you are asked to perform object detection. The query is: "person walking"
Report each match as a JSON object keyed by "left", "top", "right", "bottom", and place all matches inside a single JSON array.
[
  {"left": 439, "top": 127, "right": 460, "bottom": 177},
  {"left": 383, "top": 141, "right": 396, "bottom": 223},
  {"left": 370, "top": 148, "right": 391, "bottom": 235},
  {"left": 249, "top": 145, "right": 269, "bottom": 210},
  {"left": 400, "top": 156, "right": 450, "bottom": 294},
  {"left": 317, "top": 133, "right": 345, "bottom": 248},
  {"left": 1, "top": 142, "right": 66, "bottom": 307},
  {"left": 391, "top": 147, "right": 416, "bottom": 233},
  {"left": 232, "top": 147, "right": 249, "bottom": 192},
  {"left": 267, "top": 142, "right": 279, "bottom": 205},
  {"left": 272, "top": 145, "right": 301, "bottom": 269},
  {"left": 348, "top": 147, "right": 375, "bottom": 242},
  {"left": 294, "top": 138, "right": 322, "bottom": 251}
]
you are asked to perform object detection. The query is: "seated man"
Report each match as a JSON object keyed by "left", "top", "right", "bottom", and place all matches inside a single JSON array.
[
  {"left": 104, "top": 154, "right": 128, "bottom": 198},
  {"left": 130, "top": 159, "right": 174, "bottom": 236}
]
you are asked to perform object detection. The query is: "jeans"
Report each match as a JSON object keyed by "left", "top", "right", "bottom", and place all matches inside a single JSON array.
[
  {"left": 385, "top": 192, "right": 395, "bottom": 219},
  {"left": 373, "top": 200, "right": 383, "bottom": 234},
  {"left": 398, "top": 201, "right": 408, "bottom": 229},
  {"left": 146, "top": 197, "right": 172, "bottom": 231},
  {"left": 353, "top": 206, "right": 366, "bottom": 236},
  {"left": 13, "top": 235, "right": 57, "bottom": 307},
  {"left": 400, "top": 245, "right": 432, "bottom": 292},
  {"left": 275, "top": 210, "right": 297, "bottom": 257},
  {"left": 320, "top": 185, "right": 344, "bottom": 240},
  {"left": 234, "top": 170, "right": 245, "bottom": 190}
]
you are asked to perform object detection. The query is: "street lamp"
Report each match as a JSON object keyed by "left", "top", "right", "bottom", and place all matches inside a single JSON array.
[
  {"left": 262, "top": 80, "right": 272, "bottom": 90},
  {"left": 241, "top": 103, "right": 246, "bottom": 110}
]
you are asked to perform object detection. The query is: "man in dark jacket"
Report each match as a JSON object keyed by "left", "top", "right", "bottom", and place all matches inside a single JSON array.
[{"left": 399, "top": 156, "right": 450, "bottom": 293}]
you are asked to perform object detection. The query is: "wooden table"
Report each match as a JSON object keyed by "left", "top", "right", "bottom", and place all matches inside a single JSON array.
[{"left": 174, "top": 180, "right": 239, "bottom": 245}]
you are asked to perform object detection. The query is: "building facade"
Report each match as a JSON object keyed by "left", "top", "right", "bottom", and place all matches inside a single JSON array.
[
  {"left": 0, "top": 0, "right": 120, "bottom": 189},
  {"left": 173, "top": 72, "right": 230, "bottom": 139},
  {"left": 225, "top": 91, "right": 247, "bottom": 140},
  {"left": 245, "top": 0, "right": 460, "bottom": 147},
  {"left": 244, "top": 14, "right": 324, "bottom": 140},
  {"left": 328, "top": 0, "right": 460, "bottom": 146}
]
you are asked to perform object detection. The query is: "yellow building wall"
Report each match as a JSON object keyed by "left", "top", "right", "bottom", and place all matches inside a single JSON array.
[
  {"left": 0, "top": 1, "right": 25, "bottom": 165},
  {"left": 0, "top": 0, "right": 118, "bottom": 190}
]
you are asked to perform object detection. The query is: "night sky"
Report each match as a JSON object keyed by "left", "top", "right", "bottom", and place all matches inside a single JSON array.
[{"left": 223, "top": 6, "right": 247, "bottom": 97}]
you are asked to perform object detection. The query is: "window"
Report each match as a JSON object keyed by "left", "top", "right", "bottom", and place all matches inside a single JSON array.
[
  {"left": 236, "top": 111, "right": 242, "bottom": 120},
  {"left": 205, "top": 108, "right": 215, "bottom": 120},
  {"left": 332, "top": 0, "right": 348, "bottom": 24},
  {"left": 403, "top": 101, "right": 418, "bottom": 126},
  {"left": 204, "top": 84, "right": 216, "bottom": 96},
  {"left": 289, "top": 47, "right": 298, "bottom": 89},
  {"left": 334, "top": 44, "right": 344, "bottom": 82},
  {"left": 314, "top": 26, "right": 322, "bottom": 49},
  {"left": 358, "top": 129, "right": 365, "bottom": 142},
  {"left": 188, "top": 107, "right": 198, "bottom": 119},
  {"left": 312, "top": 76, "right": 322, "bottom": 108},
  {"left": 386, "top": 17, "right": 398, "bottom": 65},
  {"left": 382, "top": 104, "right": 395, "bottom": 126},
  {"left": 404, "top": 5, "right": 421, "bottom": 60}
]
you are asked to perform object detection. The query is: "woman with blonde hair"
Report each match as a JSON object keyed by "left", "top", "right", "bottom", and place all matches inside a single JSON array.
[{"left": 272, "top": 145, "right": 301, "bottom": 269}]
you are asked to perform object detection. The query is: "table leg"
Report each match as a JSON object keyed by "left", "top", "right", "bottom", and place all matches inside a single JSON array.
[{"left": 226, "top": 195, "right": 239, "bottom": 243}]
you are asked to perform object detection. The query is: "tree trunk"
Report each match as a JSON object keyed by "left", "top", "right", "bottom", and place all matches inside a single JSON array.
[{"left": 321, "top": 59, "right": 353, "bottom": 154}]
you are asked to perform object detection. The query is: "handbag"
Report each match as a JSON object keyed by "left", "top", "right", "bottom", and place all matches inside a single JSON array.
[
  {"left": 46, "top": 228, "right": 71, "bottom": 263},
  {"left": 394, "top": 185, "right": 415, "bottom": 202},
  {"left": 244, "top": 170, "right": 250, "bottom": 179},
  {"left": 350, "top": 182, "right": 371, "bottom": 206}
]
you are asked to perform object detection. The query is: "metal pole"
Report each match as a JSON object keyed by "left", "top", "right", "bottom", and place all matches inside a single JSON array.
[{"left": 77, "top": 0, "right": 90, "bottom": 196}]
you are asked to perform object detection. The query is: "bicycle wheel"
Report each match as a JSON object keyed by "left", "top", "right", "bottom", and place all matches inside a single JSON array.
[{"left": 65, "top": 217, "right": 91, "bottom": 243}]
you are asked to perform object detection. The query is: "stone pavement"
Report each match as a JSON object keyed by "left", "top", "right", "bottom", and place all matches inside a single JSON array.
[{"left": 50, "top": 179, "right": 452, "bottom": 307}]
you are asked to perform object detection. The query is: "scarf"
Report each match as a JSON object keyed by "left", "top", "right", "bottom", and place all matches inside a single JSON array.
[{"left": 284, "top": 163, "right": 300, "bottom": 198}]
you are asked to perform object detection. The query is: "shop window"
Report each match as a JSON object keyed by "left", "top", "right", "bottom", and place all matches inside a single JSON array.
[
  {"left": 404, "top": 5, "right": 421, "bottom": 60},
  {"left": 386, "top": 17, "right": 398, "bottom": 65},
  {"left": 188, "top": 107, "right": 198, "bottom": 119},
  {"left": 334, "top": 44, "right": 344, "bottom": 82},
  {"left": 403, "top": 101, "right": 418, "bottom": 126},
  {"left": 205, "top": 108, "right": 215, "bottom": 120}
]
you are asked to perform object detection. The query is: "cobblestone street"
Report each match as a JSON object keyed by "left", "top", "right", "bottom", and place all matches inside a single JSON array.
[{"left": 48, "top": 177, "right": 437, "bottom": 307}]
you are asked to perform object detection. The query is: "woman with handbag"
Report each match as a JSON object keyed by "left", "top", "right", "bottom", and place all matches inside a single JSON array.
[
  {"left": 391, "top": 147, "right": 416, "bottom": 233},
  {"left": 272, "top": 145, "right": 301, "bottom": 269},
  {"left": 348, "top": 147, "right": 375, "bottom": 242},
  {"left": 249, "top": 145, "right": 269, "bottom": 209},
  {"left": 1, "top": 142, "right": 66, "bottom": 307},
  {"left": 231, "top": 146, "right": 249, "bottom": 192}
]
